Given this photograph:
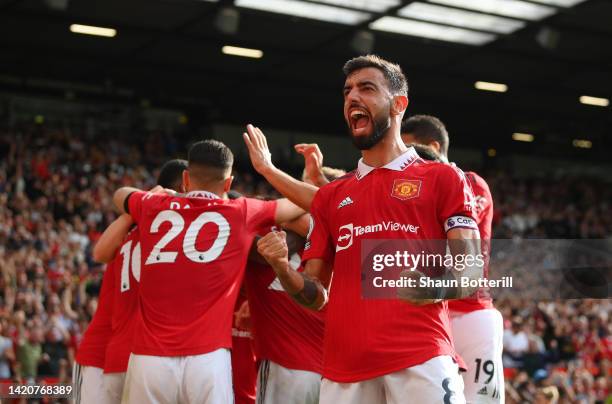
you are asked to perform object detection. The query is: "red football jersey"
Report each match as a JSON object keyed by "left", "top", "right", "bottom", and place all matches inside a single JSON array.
[
  {"left": 127, "top": 190, "right": 276, "bottom": 356},
  {"left": 76, "top": 260, "right": 115, "bottom": 368},
  {"left": 245, "top": 231, "right": 324, "bottom": 374},
  {"left": 231, "top": 294, "right": 257, "bottom": 404},
  {"left": 302, "top": 147, "right": 478, "bottom": 382},
  {"left": 448, "top": 171, "right": 494, "bottom": 313},
  {"left": 104, "top": 228, "right": 140, "bottom": 373}
]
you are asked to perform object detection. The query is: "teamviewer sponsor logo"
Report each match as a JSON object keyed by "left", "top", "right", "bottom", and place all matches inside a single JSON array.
[{"left": 336, "top": 221, "right": 420, "bottom": 252}]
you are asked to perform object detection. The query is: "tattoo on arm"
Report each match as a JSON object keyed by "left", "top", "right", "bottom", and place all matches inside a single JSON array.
[{"left": 290, "top": 273, "right": 327, "bottom": 310}]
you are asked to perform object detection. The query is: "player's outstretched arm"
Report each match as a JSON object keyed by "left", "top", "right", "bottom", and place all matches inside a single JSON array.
[
  {"left": 92, "top": 214, "right": 134, "bottom": 263},
  {"left": 257, "top": 231, "right": 330, "bottom": 311},
  {"left": 274, "top": 198, "right": 307, "bottom": 225},
  {"left": 243, "top": 124, "right": 318, "bottom": 211}
]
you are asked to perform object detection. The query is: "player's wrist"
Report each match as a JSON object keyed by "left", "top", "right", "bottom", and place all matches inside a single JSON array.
[
  {"left": 312, "top": 172, "right": 328, "bottom": 187},
  {"left": 258, "top": 162, "right": 278, "bottom": 177},
  {"left": 270, "top": 259, "right": 290, "bottom": 277}
]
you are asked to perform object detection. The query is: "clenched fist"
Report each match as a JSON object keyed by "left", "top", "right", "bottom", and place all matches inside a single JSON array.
[{"left": 257, "top": 231, "right": 289, "bottom": 275}]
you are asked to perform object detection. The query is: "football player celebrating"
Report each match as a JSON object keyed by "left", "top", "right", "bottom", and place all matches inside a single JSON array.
[
  {"left": 113, "top": 140, "right": 304, "bottom": 404},
  {"left": 402, "top": 115, "right": 504, "bottom": 403},
  {"left": 74, "top": 159, "right": 187, "bottom": 404},
  {"left": 245, "top": 166, "right": 345, "bottom": 404},
  {"left": 244, "top": 55, "right": 482, "bottom": 404}
]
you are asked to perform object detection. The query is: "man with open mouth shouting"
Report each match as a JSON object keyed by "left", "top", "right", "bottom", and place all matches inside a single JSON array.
[{"left": 244, "top": 54, "right": 482, "bottom": 404}]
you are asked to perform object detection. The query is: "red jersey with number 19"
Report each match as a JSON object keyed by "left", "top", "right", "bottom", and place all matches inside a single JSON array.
[
  {"left": 301, "top": 147, "right": 478, "bottom": 383},
  {"left": 104, "top": 228, "right": 140, "bottom": 373},
  {"left": 127, "top": 190, "right": 276, "bottom": 357}
]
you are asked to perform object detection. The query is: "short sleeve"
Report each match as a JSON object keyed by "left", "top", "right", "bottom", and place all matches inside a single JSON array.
[
  {"left": 436, "top": 165, "right": 479, "bottom": 234},
  {"left": 127, "top": 191, "right": 148, "bottom": 224},
  {"left": 466, "top": 172, "right": 493, "bottom": 240},
  {"left": 301, "top": 189, "right": 334, "bottom": 265},
  {"left": 243, "top": 197, "right": 277, "bottom": 235}
]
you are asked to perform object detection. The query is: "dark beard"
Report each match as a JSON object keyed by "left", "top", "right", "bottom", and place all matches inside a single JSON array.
[{"left": 348, "top": 104, "right": 392, "bottom": 150}]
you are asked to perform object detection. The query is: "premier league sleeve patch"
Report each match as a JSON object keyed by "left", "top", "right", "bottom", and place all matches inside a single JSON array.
[
  {"left": 391, "top": 179, "right": 421, "bottom": 200},
  {"left": 444, "top": 215, "right": 479, "bottom": 232}
]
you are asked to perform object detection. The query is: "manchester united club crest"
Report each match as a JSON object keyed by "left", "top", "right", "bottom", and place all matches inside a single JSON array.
[{"left": 391, "top": 179, "right": 421, "bottom": 200}]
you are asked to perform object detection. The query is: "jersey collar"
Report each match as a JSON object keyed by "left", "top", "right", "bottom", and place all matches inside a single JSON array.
[
  {"left": 356, "top": 146, "right": 419, "bottom": 180},
  {"left": 186, "top": 190, "right": 221, "bottom": 200}
]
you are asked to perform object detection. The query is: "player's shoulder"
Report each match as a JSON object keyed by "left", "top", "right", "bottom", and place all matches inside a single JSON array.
[
  {"left": 319, "top": 170, "right": 356, "bottom": 192},
  {"left": 413, "top": 159, "right": 462, "bottom": 178},
  {"left": 464, "top": 171, "right": 491, "bottom": 193},
  {"left": 315, "top": 170, "right": 356, "bottom": 202}
]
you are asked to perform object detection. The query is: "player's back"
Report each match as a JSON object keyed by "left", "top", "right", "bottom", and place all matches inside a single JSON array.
[
  {"left": 105, "top": 227, "right": 140, "bottom": 373},
  {"left": 127, "top": 190, "right": 276, "bottom": 356}
]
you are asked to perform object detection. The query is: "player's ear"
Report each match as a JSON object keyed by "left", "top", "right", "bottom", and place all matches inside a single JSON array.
[
  {"left": 223, "top": 176, "right": 234, "bottom": 193},
  {"left": 391, "top": 95, "right": 409, "bottom": 117},
  {"left": 182, "top": 170, "right": 190, "bottom": 192},
  {"left": 430, "top": 141, "right": 441, "bottom": 154}
]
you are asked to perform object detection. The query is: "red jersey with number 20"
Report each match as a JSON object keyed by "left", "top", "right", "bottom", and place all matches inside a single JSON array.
[
  {"left": 127, "top": 190, "right": 276, "bottom": 357},
  {"left": 302, "top": 147, "right": 478, "bottom": 383},
  {"left": 104, "top": 228, "right": 140, "bottom": 373},
  {"left": 448, "top": 171, "right": 494, "bottom": 313}
]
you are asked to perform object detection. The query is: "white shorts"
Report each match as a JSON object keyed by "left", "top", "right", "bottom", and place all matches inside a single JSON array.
[
  {"left": 257, "top": 360, "right": 321, "bottom": 404},
  {"left": 103, "top": 372, "right": 126, "bottom": 403},
  {"left": 451, "top": 309, "right": 505, "bottom": 404},
  {"left": 121, "top": 348, "right": 232, "bottom": 404},
  {"left": 73, "top": 363, "right": 114, "bottom": 404},
  {"left": 320, "top": 355, "right": 465, "bottom": 404}
]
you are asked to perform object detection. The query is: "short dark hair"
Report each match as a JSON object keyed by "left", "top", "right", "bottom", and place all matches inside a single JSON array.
[
  {"left": 409, "top": 144, "right": 442, "bottom": 162},
  {"left": 401, "top": 115, "right": 449, "bottom": 157},
  {"left": 157, "top": 159, "right": 187, "bottom": 190},
  {"left": 343, "top": 55, "right": 408, "bottom": 97},
  {"left": 187, "top": 139, "right": 234, "bottom": 182}
]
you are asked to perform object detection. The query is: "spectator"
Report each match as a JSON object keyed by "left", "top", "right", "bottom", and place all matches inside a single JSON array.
[
  {"left": 504, "top": 316, "right": 530, "bottom": 368},
  {"left": 0, "top": 319, "right": 15, "bottom": 378}
]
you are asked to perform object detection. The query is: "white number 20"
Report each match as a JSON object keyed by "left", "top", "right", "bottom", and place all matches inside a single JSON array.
[{"left": 144, "top": 210, "right": 231, "bottom": 265}]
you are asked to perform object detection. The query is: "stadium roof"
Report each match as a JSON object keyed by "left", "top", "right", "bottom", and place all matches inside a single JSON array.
[{"left": 0, "top": 0, "right": 610, "bottom": 159}]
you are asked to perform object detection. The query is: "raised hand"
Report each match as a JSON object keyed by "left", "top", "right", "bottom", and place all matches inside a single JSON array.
[
  {"left": 294, "top": 143, "right": 327, "bottom": 186},
  {"left": 243, "top": 124, "right": 274, "bottom": 174}
]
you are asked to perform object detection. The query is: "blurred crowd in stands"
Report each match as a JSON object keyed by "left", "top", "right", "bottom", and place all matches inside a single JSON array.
[{"left": 0, "top": 128, "right": 610, "bottom": 403}]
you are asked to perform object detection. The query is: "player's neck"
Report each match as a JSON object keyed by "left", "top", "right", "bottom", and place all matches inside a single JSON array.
[
  {"left": 361, "top": 131, "right": 407, "bottom": 168},
  {"left": 187, "top": 184, "right": 224, "bottom": 198}
]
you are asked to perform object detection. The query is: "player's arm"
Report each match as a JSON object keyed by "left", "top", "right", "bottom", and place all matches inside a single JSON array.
[
  {"left": 92, "top": 214, "right": 133, "bottom": 263},
  {"left": 274, "top": 198, "right": 307, "bottom": 225},
  {"left": 243, "top": 124, "right": 318, "bottom": 211},
  {"left": 257, "top": 231, "right": 331, "bottom": 310},
  {"left": 445, "top": 227, "right": 482, "bottom": 298},
  {"left": 281, "top": 213, "right": 310, "bottom": 238},
  {"left": 113, "top": 186, "right": 142, "bottom": 215}
]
